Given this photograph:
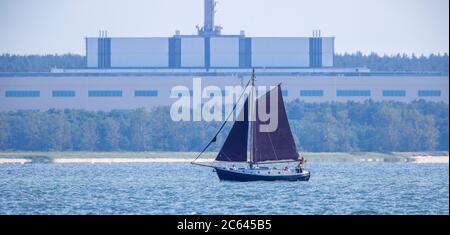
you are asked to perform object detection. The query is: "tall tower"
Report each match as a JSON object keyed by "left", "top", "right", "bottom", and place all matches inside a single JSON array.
[
  {"left": 198, "top": 0, "right": 222, "bottom": 36},
  {"left": 204, "top": 0, "right": 214, "bottom": 33}
]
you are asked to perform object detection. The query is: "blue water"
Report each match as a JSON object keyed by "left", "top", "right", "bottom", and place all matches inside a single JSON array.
[{"left": 0, "top": 163, "right": 448, "bottom": 214}]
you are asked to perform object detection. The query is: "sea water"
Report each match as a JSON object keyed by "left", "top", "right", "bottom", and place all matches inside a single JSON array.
[{"left": 0, "top": 163, "right": 448, "bottom": 214}]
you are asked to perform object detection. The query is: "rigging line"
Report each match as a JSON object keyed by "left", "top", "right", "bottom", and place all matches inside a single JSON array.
[
  {"left": 191, "top": 78, "right": 252, "bottom": 164},
  {"left": 253, "top": 127, "right": 256, "bottom": 163},
  {"left": 222, "top": 152, "right": 233, "bottom": 162},
  {"left": 267, "top": 132, "right": 279, "bottom": 161}
]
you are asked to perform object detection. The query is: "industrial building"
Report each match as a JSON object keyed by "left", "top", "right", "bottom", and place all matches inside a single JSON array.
[
  {"left": 86, "top": 35, "right": 333, "bottom": 69},
  {"left": 86, "top": 0, "right": 333, "bottom": 69},
  {"left": 0, "top": 0, "right": 448, "bottom": 112}
]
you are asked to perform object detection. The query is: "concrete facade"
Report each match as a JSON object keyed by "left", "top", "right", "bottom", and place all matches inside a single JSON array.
[{"left": 0, "top": 73, "right": 447, "bottom": 111}]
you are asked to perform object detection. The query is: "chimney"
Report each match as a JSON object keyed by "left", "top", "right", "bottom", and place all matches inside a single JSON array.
[{"left": 204, "top": 0, "right": 215, "bottom": 33}]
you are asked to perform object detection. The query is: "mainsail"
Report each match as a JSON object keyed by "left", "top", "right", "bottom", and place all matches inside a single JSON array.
[
  {"left": 252, "top": 85, "right": 299, "bottom": 163},
  {"left": 215, "top": 98, "right": 249, "bottom": 162}
]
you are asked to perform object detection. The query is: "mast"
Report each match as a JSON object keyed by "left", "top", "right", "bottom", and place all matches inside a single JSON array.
[{"left": 248, "top": 68, "right": 256, "bottom": 167}]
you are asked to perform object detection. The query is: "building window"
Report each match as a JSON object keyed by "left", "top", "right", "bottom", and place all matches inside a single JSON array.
[
  {"left": 170, "top": 90, "right": 193, "bottom": 98},
  {"left": 88, "top": 90, "right": 122, "bottom": 97},
  {"left": 206, "top": 90, "right": 223, "bottom": 97},
  {"left": 418, "top": 90, "right": 441, "bottom": 97},
  {"left": 5, "top": 90, "right": 40, "bottom": 97},
  {"left": 255, "top": 89, "right": 287, "bottom": 97},
  {"left": 383, "top": 90, "right": 406, "bottom": 97},
  {"left": 336, "top": 90, "right": 371, "bottom": 97},
  {"left": 206, "top": 90, "right": 231, "bottom": 97},
  {"left": 300, "top": 90, "right": 324, "bottom": 97},
  {"left": 52, "top": 90, "right": 76, "bottom": 97},
  {"left": 135, "top": 90, "right": 158, "bottom": 97}
]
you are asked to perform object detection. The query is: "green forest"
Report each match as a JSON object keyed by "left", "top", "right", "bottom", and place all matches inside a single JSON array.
[
  {"left": 0, "top": 54, "right": 85, "bottom": 72},
  {"left": 0, "top": 52, "right": 448, "bottom": 74},
  {"left": 334, "top": 52, "right": 449, "bottom": 74},
  {"left": 0, "top": 100, "right": 447, "bottom": 152}
]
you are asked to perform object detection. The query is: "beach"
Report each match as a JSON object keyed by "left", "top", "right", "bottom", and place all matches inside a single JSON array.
[
  {"left": 0, "top": 152, "right": 448, "bottom": 164},
  {"left": 408, "top": 156, "right": 449, "bottom": 164}
]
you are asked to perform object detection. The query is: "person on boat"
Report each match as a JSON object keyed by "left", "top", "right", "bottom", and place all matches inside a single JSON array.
[
  {"left": 296, "top": 158, "right": 304, "bottom": 173},
  {"left": 298, "top": 155, "right": 305, "bottom": 168}
]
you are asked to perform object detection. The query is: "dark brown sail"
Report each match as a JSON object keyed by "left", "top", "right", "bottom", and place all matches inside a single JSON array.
[
  {"left": 252, "top": 85, "right": 299, "bottom": 163},
  {"left": 215, "top": 98, "right": 249, "bottom": 162}
]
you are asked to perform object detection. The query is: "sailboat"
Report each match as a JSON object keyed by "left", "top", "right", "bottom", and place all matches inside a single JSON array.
[{"left": 191, "top": 69, "right": 310, "bottom": 182}]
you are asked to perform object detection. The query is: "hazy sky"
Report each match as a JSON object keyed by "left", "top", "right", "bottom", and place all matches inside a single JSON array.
[{"left": 0, "top": 0, "right": 448, "bottom": 55}]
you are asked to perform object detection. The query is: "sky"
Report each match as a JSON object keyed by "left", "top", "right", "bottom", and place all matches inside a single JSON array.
[{"left": 0, "top": 0, "right": 448, "bottom": 56}]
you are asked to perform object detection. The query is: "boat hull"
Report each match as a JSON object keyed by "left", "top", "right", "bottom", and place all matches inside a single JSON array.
[{"left": 215, "top": 167, "right": 310, "bottom": 182}]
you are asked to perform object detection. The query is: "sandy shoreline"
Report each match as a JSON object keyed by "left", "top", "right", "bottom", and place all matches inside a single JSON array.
[
  {"left": 0, "top": 158, "right": 32, "bottom": 164},
  {"left": 0, "top": 158, "right": 214, "bottom": 164},
  {"left": 407, "top": 156, "right": 449, "bottom": 164},
  {"left": 53, "top": 158, "right": 214, "bottom": 164},
  {"left": 0, "top": 156, "right": 448, "bottom": 164}
]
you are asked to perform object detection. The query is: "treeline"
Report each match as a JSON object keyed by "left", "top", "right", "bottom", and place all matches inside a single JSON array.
[
  {"left": 0, "top": 53, "right": 448, "bottom": 74},
  {"left": 334, "top": 52, "right": 449, "bottom": 74},
  {"left": 0, "top": 100, "right": 447, "bottom": 152},
  {"left": 286, "top": 100, "right": 448, "bottom": 152},
  {"left": 0, "top": 54, "right": 85, "bottom": 72}
]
